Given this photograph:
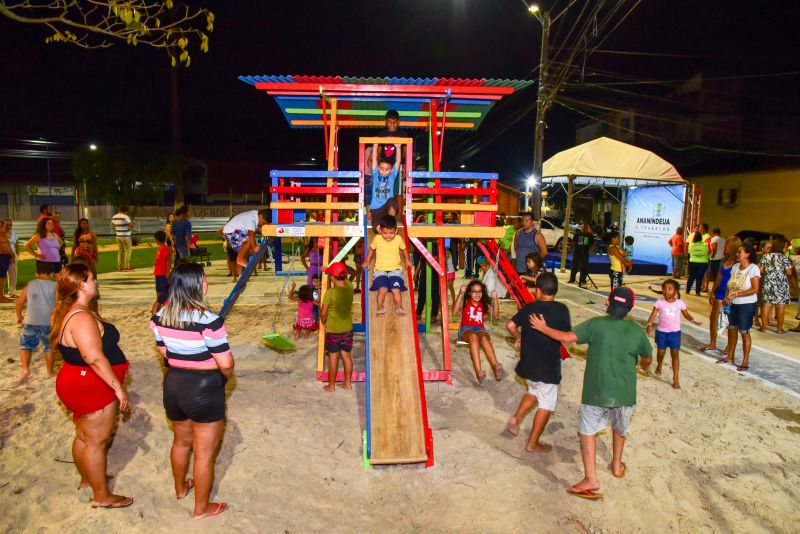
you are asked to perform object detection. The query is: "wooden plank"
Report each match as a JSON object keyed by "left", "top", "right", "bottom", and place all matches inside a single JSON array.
[
  {"left": 270, "top": 202, "right": 361, "bottom": 210},
  {"left": 406, "top": 225, "right": 504, "bottom": 239},
  {"left": 260, "top": 224, "right": 364, "bottom": 238},
  {"left": 408, "top": 202, "right": 497, "bottom": 212},
  {"left": 367, "top": 247, "right": 427, "bottom": 465}
]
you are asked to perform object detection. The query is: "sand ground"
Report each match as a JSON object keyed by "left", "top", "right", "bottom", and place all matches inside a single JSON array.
[{"left": 1, "top": 260, "right": 799, "bottom": 533}]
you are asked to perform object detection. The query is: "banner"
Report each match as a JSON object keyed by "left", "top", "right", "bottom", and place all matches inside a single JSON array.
[{"left": 624, "top": 185, "right": 685, "bottom": 269}]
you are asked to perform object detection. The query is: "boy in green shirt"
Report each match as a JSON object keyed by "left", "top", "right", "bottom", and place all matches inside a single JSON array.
[
  {"left": 530, "top": 286, "right": 652, "bottom": 500},
  {"left": 321, "top": 262, "right": 355, "bottom": 392}
]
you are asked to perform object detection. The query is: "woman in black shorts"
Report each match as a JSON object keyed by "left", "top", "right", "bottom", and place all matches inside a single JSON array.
[{"left": 149, "top": 263, "right": 233, "bottom": 519}]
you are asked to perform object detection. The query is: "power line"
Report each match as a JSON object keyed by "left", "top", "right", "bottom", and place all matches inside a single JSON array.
[{"left": 556, "top": 100, "right": 800, "bottom": 157}]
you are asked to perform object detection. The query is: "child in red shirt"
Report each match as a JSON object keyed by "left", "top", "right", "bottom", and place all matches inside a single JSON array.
[
  {"left": 152, "top": 230, "right": 170, "bottom": 314},
  {"left": 452, "top": 280, "right": 501, "bottom": 384}
]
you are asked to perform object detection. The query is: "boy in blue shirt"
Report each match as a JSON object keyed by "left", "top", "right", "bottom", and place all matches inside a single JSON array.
[{"left": 368, "top": 142, "right": 400, "bottom": 233}]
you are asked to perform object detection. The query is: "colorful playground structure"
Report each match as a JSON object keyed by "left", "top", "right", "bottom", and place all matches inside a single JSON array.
[{"left": 233, "top": 75, "right": 533, "bottom": 468}]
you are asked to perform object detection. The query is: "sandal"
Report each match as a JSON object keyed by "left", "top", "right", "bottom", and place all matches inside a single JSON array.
[
  {"left": 715, "top": 358, "right": 733, "bottom": 365},
  {"left": 91, "top": 495, "right": 134, "bottom": 509},
  {"left": 476, "top": 370, "right": 487, "bottom": 384},
  {"left": 736, "top": 364, "right": 750, "bottom": 372}
]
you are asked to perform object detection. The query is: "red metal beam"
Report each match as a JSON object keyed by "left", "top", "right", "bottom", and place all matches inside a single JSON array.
[
  {"left": 408, "top": 187, "right": 496, "bottom": 196},
  {"left": 270, "top": 186, "right": 360, "bottom": 194},
  {"left": 255, "top": 82, "right": 515, "bottom": 95}
]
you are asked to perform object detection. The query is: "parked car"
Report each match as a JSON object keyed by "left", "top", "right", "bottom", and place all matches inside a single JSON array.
[{"left": 538, "top": 218, "right": 574, "bottom": 253}]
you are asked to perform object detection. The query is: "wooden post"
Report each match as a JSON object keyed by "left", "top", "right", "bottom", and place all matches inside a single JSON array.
[
  {"left": 559, "top": 175, "right": 574, "bottom": 272},
  {"left": 317, "top": 97, "right": 338, "bottom": 379}
]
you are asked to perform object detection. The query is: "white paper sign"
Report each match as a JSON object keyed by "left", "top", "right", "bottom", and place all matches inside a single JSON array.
[{"left": 277, "top": 226, "right": 306, "bottom": 237}]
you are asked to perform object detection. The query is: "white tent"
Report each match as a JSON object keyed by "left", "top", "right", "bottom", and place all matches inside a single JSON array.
[
  {"left": 540, "top": 137, "right": 687, "bottom": 270},
  {"left": 542, "top": 136, "right": 685, "bottom": 187}
]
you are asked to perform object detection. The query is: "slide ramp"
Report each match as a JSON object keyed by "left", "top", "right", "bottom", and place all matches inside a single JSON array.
[{"left": 366, "top": 251, "right": 428, "bottom": 465}]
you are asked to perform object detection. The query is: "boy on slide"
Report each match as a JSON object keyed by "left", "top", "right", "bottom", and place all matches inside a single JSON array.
[
  {"left": 365, "top": 215, "right": 413, "bottom": 316},
  {"left": 221, "top": 209, "right": 270, "bottom": 274},
  {"left": 529, "top": 286, "right": 652, "bottom": 500}
]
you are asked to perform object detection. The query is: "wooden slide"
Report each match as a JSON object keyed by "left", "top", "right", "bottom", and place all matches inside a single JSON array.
[{"left": 366, "top": 244, "right": 428, "bottom": 465}]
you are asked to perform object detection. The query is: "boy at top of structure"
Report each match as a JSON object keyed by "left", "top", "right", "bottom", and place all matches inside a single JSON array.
[
  {"left": 529, "top": 286, "right": 652, "bottom": 500},
  {"left": 365, "top": 215, "right": 413, "bottom": 316},
  {"left": 320, "top": 261, "right": 355, "bottom": 392},
  {"left": 623, "top": 235, "right": 635, "bottom": 273},
  {"left": 222, "top": 209, "right": 270, "bottom": 272},
  {"left": 368, "top": 141, "right": 401, "bottom": 233},
  {"left": 505, "top": 272, "right": 570, "bottom": 452}
]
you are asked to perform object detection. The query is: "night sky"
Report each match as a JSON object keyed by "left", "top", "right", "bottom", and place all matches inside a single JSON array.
[{"left": 1, "top": 0, "right": 799, "bottom": 188}]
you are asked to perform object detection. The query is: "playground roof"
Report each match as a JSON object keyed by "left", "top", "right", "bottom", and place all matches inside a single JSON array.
[{"left": 238, "top": 75, "right": 533, "bottom": 130}]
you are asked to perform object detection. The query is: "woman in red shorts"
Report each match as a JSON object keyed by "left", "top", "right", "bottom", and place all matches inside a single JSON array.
[{"left": 51, "top": 263, "right": 133, "bottom": 509}]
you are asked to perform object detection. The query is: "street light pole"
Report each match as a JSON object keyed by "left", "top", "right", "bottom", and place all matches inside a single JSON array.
[{"left": 531, "top": 6, "right": 551, "bottom": 220}]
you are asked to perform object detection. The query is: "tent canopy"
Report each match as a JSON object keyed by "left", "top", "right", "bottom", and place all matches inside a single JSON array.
[{"left": 542, "top": 137, "right": 684, "bottom": 187}]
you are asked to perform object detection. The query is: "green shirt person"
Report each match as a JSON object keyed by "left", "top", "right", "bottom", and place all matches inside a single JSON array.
[
  {"left": 320, "top": 262, "right": 355, "bottom": 392},
  {"left": 529, "top": 286, "right": 652, "bottom": 500}
]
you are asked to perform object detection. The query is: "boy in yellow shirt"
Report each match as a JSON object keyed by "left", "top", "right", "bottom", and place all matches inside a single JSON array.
[{"left": 365, "top": 215, "right": 413, "bottom": 316}]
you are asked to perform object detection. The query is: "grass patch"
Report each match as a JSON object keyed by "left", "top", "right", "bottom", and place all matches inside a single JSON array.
[{"left": 11, "top": 241, "right": 227, "bottom": 290}]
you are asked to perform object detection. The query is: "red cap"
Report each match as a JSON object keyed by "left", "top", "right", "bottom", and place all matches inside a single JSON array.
[{"left": 324, "top": 261, "right": 348, "bottom": 278}]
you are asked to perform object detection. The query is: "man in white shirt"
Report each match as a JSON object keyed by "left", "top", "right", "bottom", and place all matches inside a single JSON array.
[
  {"left": 3, "top": 219, "right": 18, "bottom": 297},
  {"left": 222, "top": 209, "right": 270, "bottom": 275},
  {"left": 706, "top": 227, "right": 726, "bottom": 291},
  {"left": 111, "top": 206, "right": 135, "bottom": 271}
]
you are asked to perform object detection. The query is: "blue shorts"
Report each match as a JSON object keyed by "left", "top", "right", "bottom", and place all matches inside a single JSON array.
[
  {"left": 20, "top": 324, "right": 51, "bottom": 352},
  {"left": 370, "top": 269, "right": 407, "bottom": 292},
  {"left": 155, "top": 275, "right": 169, "bottom": 304},
  {"left": 655, "top": 330, "right": 681, "bottom": 350},
  {"left": 728, "top": 302, "right": 756, "bottom": 333},
  {"left": 458, "top": 325, "right": 488, "bottom": 340}
]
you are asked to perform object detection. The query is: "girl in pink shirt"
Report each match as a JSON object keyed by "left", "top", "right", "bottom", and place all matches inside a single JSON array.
[
  {"left": 645, "top": 279, "right": 701, "bottom": 389},
  {"left": 289, "top": 283, "right": 319, "bottom": 338}
]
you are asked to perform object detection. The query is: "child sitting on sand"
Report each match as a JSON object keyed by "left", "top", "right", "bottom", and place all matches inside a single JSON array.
[
  {"left": 530, "top": 286, "right": 652, "bottom": 500},
  {"left": 289, "top": 282, "right": 319, "bottom": 338},
  {"left": 505, "top": 272, "right": 570, "bottom": 451},
  {"left": 16, "top": 261, "right": 56, "bottom": 383},
  {"left": 365, "top": 215, "right": 413, "bottom": 316},
  {"left": 645, "top": 279, "right": 701, "bottom": 389},
  {"left": 320, "top": 262, "right": 355, "bottom": 392},
  {"left": 453, "top": 279, "right": 502, "bottom": 384},
  {"left": 520, "top": 252, "right": 546, "bottom": 294}
]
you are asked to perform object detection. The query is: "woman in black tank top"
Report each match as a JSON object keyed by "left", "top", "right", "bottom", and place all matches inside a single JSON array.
[{"left": 52, "top": 264, "right": 133, "bottom": 509}]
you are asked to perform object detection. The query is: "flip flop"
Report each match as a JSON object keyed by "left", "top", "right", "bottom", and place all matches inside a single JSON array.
[
  {"left": 736, "top": 365, "right": 750, "bottom": 372},
  {"left": 699, "top": 345, "right": 717, "bottom": 352},
  {"left": 91, "top": 495, "right": 134, "bottom": 509},
  {"left": 194, "top": 502, "right": 228, "bottom": 519},
  {"left": 610, "top": 462, "right": 627, "bottom": 478},
  {"left": 178, "top": 479, "right": 194, "bottom": 500},
  {"left": 477, "top": 370, "right": 487, "bottom": 384},
  {"left": 715, "top": 358, "right": 733, "bottom": 365},
  {"left": 566, "top": 487, "right": 603, "bottom": 500}
]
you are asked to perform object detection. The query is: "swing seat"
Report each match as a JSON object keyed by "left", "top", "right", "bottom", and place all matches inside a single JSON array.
[{"left": 261, "top": 333, "right": 297, "bottom": 351}]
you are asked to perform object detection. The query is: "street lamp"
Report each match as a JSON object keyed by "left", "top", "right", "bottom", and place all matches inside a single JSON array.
[
  {"left": 528, "top": 3, "right": 551, "bottom": 221},
  {"left": 524, "top": 175, "right": 537, "bottom": 211}
]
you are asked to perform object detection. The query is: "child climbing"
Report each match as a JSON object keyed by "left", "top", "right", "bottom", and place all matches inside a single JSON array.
[
  {"left": 288, "top": 282, "right": 319, "bottom": 338},
  {"left": 365, "top": 215, "right": 413, "bottom": 316},
  {"left": 645, "top": 279, "right": 701, "bottom": 389},
  {"left": 320, "top": 262, "right": 355, "bottom": 392},
  {"left": 453, "top": 279, "right": 502, "bottom": 384},
  {"left": 368, "top": 143, "right": 401, "bottom": 233}
]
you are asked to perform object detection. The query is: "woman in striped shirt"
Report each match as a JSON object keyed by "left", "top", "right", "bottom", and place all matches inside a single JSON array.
[{"left": 150, "top": 263, "right": 233, "bottom": 519}]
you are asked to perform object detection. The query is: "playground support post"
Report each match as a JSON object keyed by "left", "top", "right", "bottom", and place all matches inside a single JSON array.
[{"left": 559, "top": 174, "right": 574, "bottom": 272}]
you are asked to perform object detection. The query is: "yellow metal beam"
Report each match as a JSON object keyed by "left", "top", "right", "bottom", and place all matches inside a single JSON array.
[
  {"left": 408, "top": 203, "right": 497, "bottom": 212},
  {"left": 358, "top": 137, "right": 414, "bottom": 145}
]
